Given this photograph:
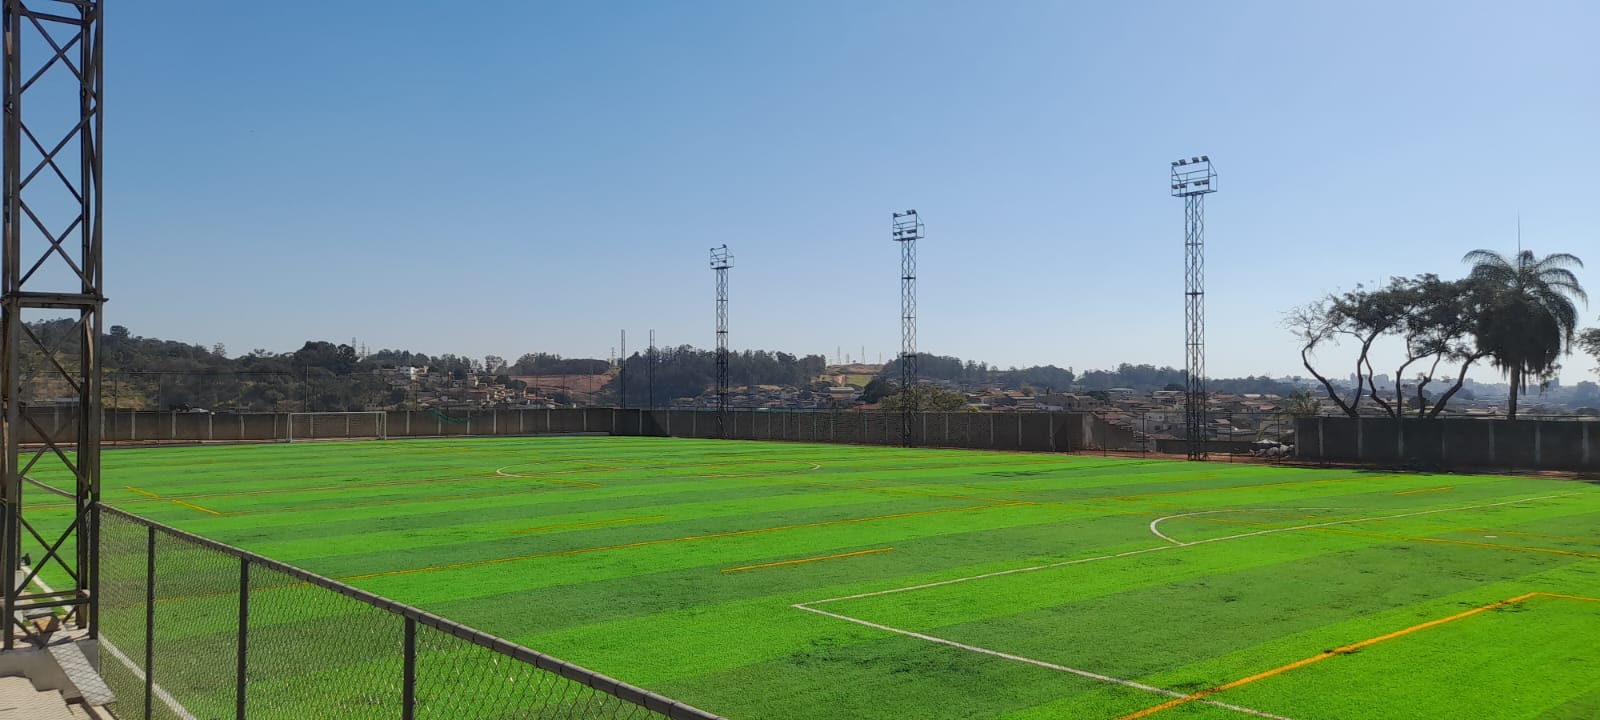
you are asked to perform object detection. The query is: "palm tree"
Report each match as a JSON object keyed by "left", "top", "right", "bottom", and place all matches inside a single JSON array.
[{"left": 1463, "top": 249, "right": 1587, "bottom": 419}]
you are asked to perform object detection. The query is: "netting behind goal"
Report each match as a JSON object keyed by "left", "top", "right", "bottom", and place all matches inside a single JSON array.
[{"left": 286, "top": 412, "right": 388, "bottom": 441}]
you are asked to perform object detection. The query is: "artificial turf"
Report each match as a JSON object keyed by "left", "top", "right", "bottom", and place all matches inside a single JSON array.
[{"left": 29, "top": 435, "right": 1600, "bottom": 719}]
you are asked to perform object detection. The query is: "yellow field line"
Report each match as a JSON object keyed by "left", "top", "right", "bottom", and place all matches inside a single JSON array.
[
  {"left": 1102, "top": 475, "right": 1401, "bottom": 502},
  {"left": 722, "top": 547, "right": 895, "bottom": 574},
  {"left": 1116, "top": 592, "right": 1565, "bottom": 719},
  {"left": 171, "top": 500, "right": 222, "bottom": 516},
  {"left": 1316, "top": 526, "right": 1600, "bottom": 560},
  {"left": 790, "top": 480, "right": 1035, "bottom": 507},
  {"left": 510, "top": 515, "right": 664, "bottom": 535},
  {"left": 1540, "top": 592, "right": 1600, "bottom": 603},
  {"left": 1478, "top": 527, "right": 1600, "bottom": 544},
  {"left": 126, "top": 486, "right": 160, "bottom": 498},
  {"left": 341, "top": 502, "right": 1021, "bottom": 581},
  {"left": 1407, "top": 535, "right": 1600, "bottom": 560},
  {"left": 1395, "top": 486, "right": 1452, "bottom": 496}
]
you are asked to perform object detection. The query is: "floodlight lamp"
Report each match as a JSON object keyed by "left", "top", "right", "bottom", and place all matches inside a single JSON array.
[
  {"left": 1171, "top": 161, "right": 1179, "bottom": 167},
  {"left": 1200, "top": 155, "right": 1209, "bottom": 162},
  {"left": 1190, "top": 156, "right": 1199, "bottom": 164},
  {"left": 1178, "top": 158, "right": 1188, "bottom": 165}
]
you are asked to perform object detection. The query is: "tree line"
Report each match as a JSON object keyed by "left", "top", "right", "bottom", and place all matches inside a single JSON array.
[
  {"left": 1289, "top": 248, "right": 1596, "bottom": 419},
  {"left": 881, "top": 355, "right": 1305, "bottom": 396}
]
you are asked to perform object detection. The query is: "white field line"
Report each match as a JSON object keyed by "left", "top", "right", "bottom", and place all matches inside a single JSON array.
[
  {"left": 793, "top": 492, "right": 1582, "bottom": 717},
  {"left": 27, "top": 573, "right": 198, "bottom": 720},
  {"left": 793, "top": 604, "right": 1296, "bottom": 720},
  {"left": 1149, "top": 510, "right": 1248, "bottom": 546},
  {"left": 804, "top": 492, "right": 1581, "bottom": 607},
  {"left": 1149, "top": 507, "right": 1344, "bottom": 547}
]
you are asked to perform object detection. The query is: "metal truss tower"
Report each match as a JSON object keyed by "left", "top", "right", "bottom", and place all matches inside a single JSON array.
[
  {"left": 2, "top": 0, "right": 105, "bottom": 647},
  {"left": 1171, "top": 156, "right": 1216, "bottom": 461},
  {"left": 618, "top": 330, "right": 626, "bottom": 409},
  {"left": 892, "top": 210, "right": 922, "bottom": 447},
  {"left": 647, "top": 329, "right": 656, "bottom": 410},
  {"left": 710, "top": 246, "right": 732, "bottom": 435}
]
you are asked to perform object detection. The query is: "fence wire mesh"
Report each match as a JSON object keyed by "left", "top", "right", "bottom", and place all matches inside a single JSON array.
[{"left": 95, "top": 507, "right": 723, "bottom": 720}]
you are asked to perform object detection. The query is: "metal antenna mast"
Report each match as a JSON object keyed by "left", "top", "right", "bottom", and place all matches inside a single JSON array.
[
  {"left": 647, "top": 329, "right": 656, "bottom": 410},
  {"left": 710, "top": 246, "right": 733, "bottom": 435},
  {"left": 1171, "top": 156, "right": 1216, "bottom": 461},
  {"left": 2, "top": 0, "right": 106, "bottom": 647},
  {"left": 892, "top": 210, "right": 922, "bottom": 447}
]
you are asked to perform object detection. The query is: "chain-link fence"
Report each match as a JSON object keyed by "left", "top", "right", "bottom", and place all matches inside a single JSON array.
[{"left": 96, "top": 505, "right": 723, "bottom": 720}]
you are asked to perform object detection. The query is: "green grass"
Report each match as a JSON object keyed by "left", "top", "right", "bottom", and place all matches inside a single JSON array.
[{"left": 30, "top": 436, "right": 1600, "bottom": 719}]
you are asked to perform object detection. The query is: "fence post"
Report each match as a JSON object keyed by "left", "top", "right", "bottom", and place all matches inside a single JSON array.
[
  {"left": 236, "top": 559, "right": 250, "bottom": 720},
  {"left": 144, "top": 525, "right": 156, "bottom": 720},
  {"left": 402, "top": 617, "right": 417, "bottom": 720}
]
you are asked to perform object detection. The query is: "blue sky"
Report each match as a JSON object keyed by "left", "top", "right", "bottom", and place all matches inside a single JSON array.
[{"left": 107, "top": 1, "right": 1599, "bottom": 380}]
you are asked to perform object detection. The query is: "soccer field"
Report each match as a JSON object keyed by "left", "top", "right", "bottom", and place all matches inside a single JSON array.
[{"left": 40, "top": 435, "right": 1600, "bottom": 719}]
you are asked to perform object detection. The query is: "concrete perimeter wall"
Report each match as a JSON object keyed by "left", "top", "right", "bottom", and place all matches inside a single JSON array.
[
  {"left": 21, "top": 408, "right": 1082, "bottom": 453},
  {"left": 1295, "top": 416, "right": 1600, "bottom": 471},
  {"left": 610, "top": 409, "right": 1083, "bottom": 452}
]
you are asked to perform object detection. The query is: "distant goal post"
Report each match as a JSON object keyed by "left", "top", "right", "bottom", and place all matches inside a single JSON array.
[{"left": 286, "top": 412, "right": 389, "bottom": 442}]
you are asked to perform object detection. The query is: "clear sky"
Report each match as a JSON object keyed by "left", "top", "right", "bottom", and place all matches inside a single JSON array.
[{"left": 108, "top": 1, "right": 1599, "bottom": 380}]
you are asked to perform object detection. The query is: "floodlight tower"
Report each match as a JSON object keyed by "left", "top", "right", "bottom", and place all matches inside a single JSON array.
[
  {"left": 619, "top": 330, "right": 627, "bottom": 409},
  {"left": 2, "top": 0, "right": 107, "bottom": 647},
  {"left": 710, "top": 245, "right": 733, "bottom": 435},
  {"left": 1171, "top": 156, "right": 1217, "bottom": 461},
  {"left": 647, "top": 329, "right": 657, "bottom": 410},
  {"left": 892, "top": 210, "right": 923, "bottom": 447}
]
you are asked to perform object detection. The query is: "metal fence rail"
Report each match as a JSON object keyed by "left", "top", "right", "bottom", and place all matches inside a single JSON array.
[{"left": 96, "top": 505, "right": 723, "bottom": 720}]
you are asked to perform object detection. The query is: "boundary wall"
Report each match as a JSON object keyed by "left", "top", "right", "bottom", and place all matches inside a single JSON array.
[
  {"left": 1295, "top": 416, "right": 1600, "bottom": 471},
  {"left": 609, "top": 409, "right": 1086, "bottom": 452},
  {"left": 30, "top": 408, "right": 1099, "bottom": 452}
]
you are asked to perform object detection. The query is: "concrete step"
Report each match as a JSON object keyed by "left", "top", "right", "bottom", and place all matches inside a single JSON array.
[
  {"left": 0, "top": 675, "right": 75, "bottom": 720},
  {"left": 48, "top": 642, "right": 113, "bottom": 706}
]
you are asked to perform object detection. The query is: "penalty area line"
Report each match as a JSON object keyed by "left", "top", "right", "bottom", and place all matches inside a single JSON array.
[{"left": 791, "top": 603, "right": 1296, "bottom": 720}]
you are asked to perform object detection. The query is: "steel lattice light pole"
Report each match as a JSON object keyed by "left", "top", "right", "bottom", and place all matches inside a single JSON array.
[
  {"left": 1171, "top": 156, "right": 1216, "bottom": 461},
  {"left": 710, "top": 245, "right": 733, "bottom": 436},
  {"left": 892, "top": 210, "right": 922, "bottom": 447},
  {"left": 2, "top": 0, "right": 106, "bottom": 646}
]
